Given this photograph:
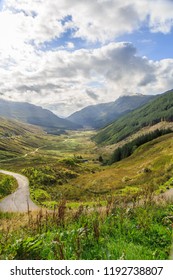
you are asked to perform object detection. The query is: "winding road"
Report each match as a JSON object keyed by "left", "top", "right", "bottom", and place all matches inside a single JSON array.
[
  {"left": 0, "top": 167, "right": 173, "bottom": 213},
  {"left": 0, "top": 170, "right": 39, "bottom": 212}
]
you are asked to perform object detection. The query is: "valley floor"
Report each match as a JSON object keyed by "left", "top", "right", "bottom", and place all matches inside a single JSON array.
[{"left": 0, "top": 129, "right": 173, "bottom": 259}]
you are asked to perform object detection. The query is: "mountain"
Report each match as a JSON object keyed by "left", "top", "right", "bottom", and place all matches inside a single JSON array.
[
  {"left": 93, "top": 89, "right": 173, "bottom": 145},
  {"left": 0, "top": 99, "right": 81, "bottom": 132},
  {"left": 67, "top": 94, "right": 156, "bottom": 128}
]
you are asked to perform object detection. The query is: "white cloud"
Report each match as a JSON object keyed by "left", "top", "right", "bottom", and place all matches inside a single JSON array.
[
  {"left": 147, "top": 0, "right": 173, "bottom": 33},
  {"left": 0, "top": 40, "right": 172, "bottom": 116},
  {"left": 2, "top": 0, "right": 173, "bottom": 46},
  {"left": 0, "top": 0, "right": 173, "bottom": 116}
]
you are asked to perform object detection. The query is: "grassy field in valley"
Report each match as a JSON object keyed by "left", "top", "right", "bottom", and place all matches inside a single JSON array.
[{"left": 0, "top": 126, "right": 173, "bottom": 259}]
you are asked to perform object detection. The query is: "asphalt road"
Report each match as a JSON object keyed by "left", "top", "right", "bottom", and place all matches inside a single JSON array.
[
  {"left": 0, "top": 170, "right": 39, "bottom": 212},
  {"left": 0, "top": 168, "right": 173, "bottom": 213}
]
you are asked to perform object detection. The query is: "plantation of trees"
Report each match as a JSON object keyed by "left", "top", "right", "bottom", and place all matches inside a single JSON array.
[{"left": 110, "top": 129, "right": 172, "bottom": 164}]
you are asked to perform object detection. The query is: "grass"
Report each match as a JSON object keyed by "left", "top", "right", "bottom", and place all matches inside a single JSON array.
[
  {"left": 93, "top": 89, "right": 173, "bottom": 145},
  {"left": 71, "top": 133, "right": 173, "bottom": 200},
  {"left": 0, "top": 123, "right": 173, "bottom": 259},
  {"left": 0, "top": 174, "right": 18, "bottom": 200},
  {"left": 0, "top": 198, "right": 172, "bottom": 260},
  {"left": 1, "top": 130, "right": 173, "bottom": 205}
]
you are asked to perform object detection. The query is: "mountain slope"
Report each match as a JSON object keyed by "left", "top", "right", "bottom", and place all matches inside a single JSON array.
[
  {"left": 67, "top": 94, "right": 155, "bottom": 128},
  {"left": 93, "top": 89, "right": 173, "bottom": 145},
  {"left": 75, "top": 132, "right": 173, "bottom": 199},
  {"left": 0, "top": 117, "right": 47, "bottom": 160},
  {"left": 0, "top": 99, "right": 81, "bottom": 131}
]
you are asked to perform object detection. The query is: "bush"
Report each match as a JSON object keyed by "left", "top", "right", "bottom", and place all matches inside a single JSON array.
[{"left": 0, "top": 176, "right": 16, "bottom": 199}]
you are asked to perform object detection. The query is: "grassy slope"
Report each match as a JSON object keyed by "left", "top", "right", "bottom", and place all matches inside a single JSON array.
[
  {"left": 99, "top": 121, "right": 173, "bottom": 155},
  {"left": 93, "top": 89, "right": 173, "bottom": 145},
  {"left": 1, "top": 201, "right": 172, "bottom": 260},
  {"left": 0, "top": 117, "right": 48, "bottom": 160},
  {"left": 69, "top": 132, "right": 173, "bottom": 201}
]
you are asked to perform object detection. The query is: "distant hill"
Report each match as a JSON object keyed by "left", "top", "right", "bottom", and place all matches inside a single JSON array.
[
  {"left": 0, "top": 116, "right": 44, "bottom": 138},
  {"left": 0, "top": 99, "right": 81, "bottom": 132},
  {"left": 0, "top": 117, "right": 47, "bottom": 160},
  {"left": 67, "top": 94, "right": 156, "bottom": 128},
  {"left": 93, "top": 89, "right": 173, "bottom": 145}
]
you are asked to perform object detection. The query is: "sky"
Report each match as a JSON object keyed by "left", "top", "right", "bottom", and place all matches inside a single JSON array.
[{"left": 0, "top": 0, "right": 173, "bottom": 117}]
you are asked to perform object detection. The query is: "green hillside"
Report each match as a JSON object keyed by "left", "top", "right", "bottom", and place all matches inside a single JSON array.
[
  {"left": 0, "top": 117, "right": 47, "bottom": 160},
  {"left": 93, "top": 89, "right": 173, "bottom": 145},
  {"left": 68, "top": 94, "right": 155, "bottom": 128}
]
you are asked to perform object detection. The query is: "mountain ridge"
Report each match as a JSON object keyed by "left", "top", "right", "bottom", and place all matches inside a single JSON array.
[
  {"left": 0, "top": 99, "right": 81, "bottom": 132},
  {"left": 67, "top": 94, "right": 156, "bottom": 128},
  {"left": 93, "top": 89, "right": 173, "bottom": 145}
]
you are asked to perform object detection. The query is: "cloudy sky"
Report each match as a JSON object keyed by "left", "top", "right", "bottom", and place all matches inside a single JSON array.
[{"left": 0, "top": 0, "right": 173, "bottom": 117}]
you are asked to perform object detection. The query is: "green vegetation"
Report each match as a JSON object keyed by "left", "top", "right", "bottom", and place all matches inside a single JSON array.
[
  {"left": 68, "top": 94, "right": 155, "bottom": 128},
  {"left": 0, "top": 116, "right": 173, "bottom": 259},
  {"left": 0, "top": 117, "right": 48, "bottom": 161},
  {"left": 109, "top": 129, "right": 172, "bottom": 164},
  {"left": 21, "top": 165, "right": 80, "bottom": 206},
  {"left": 0, "top": 199, "right": 173, "bottom": 260},
  {"left": 93, "top": 89, "right": 173, "bottom": 145},
  {"left": 0, "top": 174, "right": 17, "bottom": 200}
]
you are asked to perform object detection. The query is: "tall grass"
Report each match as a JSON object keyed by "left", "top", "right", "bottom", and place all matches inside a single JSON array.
[{"left": 0, "top": 195, "right": 172, "bottom": 260}]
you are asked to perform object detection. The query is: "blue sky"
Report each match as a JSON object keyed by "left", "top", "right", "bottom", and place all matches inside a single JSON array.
[
  {"left": 42, "top": 26, "right": 173, "bottom": 60},
  {"left": 118, "top": 28, "right": 173, "bottom": 60},
  {"left": 0, "top": 0, "right": 173, "bottom": 116}
]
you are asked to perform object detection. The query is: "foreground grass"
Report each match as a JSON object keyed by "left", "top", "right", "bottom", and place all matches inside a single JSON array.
[{"left": 0, "top": 199, "right": 173, "bottom": 260}]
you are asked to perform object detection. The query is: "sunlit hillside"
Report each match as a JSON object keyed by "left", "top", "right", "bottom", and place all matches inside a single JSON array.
[
  {"left": 0, "top": 117, "right": 47, "bottom": 161},
  {"left": 94, "top": 89, "right": 173, "bottom": 145}
]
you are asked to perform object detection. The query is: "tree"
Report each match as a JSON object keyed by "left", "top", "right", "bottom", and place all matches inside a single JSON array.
[{"left": 98, "top": 155, "right": 103, "bottom": 163}]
